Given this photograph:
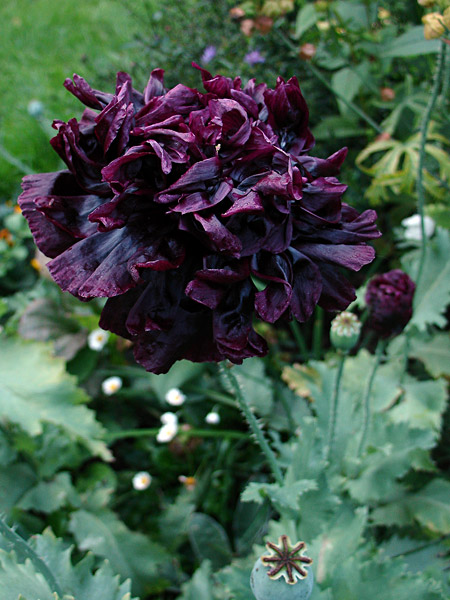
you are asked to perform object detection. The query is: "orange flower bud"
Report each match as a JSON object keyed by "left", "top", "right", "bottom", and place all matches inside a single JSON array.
[
  {"left": 229, "top": 6, "right": 245, "bottom": 19},
  {"left": 380, "top": 87, "right": 395, "bottom": 101},
  {"left": 240, "top": 18, "right": 254, "bottom": 36},
  {"left": 254, "top": 15, "right": 274, "bottom": 33},
  {"left": 299, "top": 43, "right": 316, "bottom": 61}
]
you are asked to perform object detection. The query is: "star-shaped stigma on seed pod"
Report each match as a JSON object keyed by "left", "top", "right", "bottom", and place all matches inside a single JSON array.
[{"left": 261, "top": 535, "right": 313, "bottom": 585}]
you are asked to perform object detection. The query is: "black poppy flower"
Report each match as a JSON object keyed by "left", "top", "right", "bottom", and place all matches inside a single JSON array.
[
  {"left": 19, "top": 65, "right": 380, "bottom": 373},
  {"left": 365, "top": 269, "right": 415, "bottom": 338}
]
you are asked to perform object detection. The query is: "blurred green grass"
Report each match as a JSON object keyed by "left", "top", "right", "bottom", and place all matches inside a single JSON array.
[{"left": 0, "top": 0, "right": 140, "bottom": 199}]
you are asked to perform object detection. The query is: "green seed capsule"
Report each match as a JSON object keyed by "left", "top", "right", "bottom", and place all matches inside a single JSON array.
[
  {"left": 250, "top": 536, "right": 313, "bottom": 600},
  {"left": 330, "top": 311, "right": 361, "bottom": 351}
]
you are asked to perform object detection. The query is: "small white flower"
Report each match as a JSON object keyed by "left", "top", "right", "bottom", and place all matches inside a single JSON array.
[
  {"left": 101, "top": 376, "right": 122, "bottom": 396},
  {"left": 161, "top": 411, "right": 178, "bottom": 425},
  {"left": 205, "top": 411, "right": 220, "bottom": 425},
  {"left": 165, "top": 387, "right": 186, "bottom": 406},
  {"left": 88, "top": 328, "right": 109, "bottom": 351},
  {"left": 156, "top": 422, "right": 178, "bottom": 443},
  {"left": 132, "top": 471, "right": 152, "bottom": 491},
  {"left": 401, "top": 214, "right": 435, "bottom": 241}
]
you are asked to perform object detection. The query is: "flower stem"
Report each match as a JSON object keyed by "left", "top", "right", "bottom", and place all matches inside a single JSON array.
[
  {"left": 219, "top": 364, "right": 284, "bottom": 486},
  {"left": 357, "top": 341, "right": 386, "bottom": 456},
  {"left": 325, "top": 351, "right": 346, "bottom": 462},
  {"left": 401, "top": 40, "right": 446, "bottom": 382},
  {"left": 0, "top": 518, "right": 64, "bottom": 598},
  {"left": 0, "top": 144, "right": 33, "bottom": 175},
  {"left": 105, "top": 427, "right": 248, "bottom": 442},
  {"left": 313, "top": 306, "right": 324, "bottom": 359},
  {"left": 415, "top": 40, "right": 446, "bottom": 288}
]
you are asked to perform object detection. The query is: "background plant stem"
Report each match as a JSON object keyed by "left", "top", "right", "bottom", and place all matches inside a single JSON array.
[
  {"left": 357, "top": 340, "right": 386, "bottom": 456},
  {"left": 325, "top": 351, "right": 346, "bottom": 462}
]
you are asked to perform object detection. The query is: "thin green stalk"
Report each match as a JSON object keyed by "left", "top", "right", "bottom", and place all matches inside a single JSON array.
[
  {"left": 357, "top": 341, "right": 386, "bottom": 456},
  {"left": 0, "top": 518, "right": 64, "bottom": 598},
  {"left": 105, "top": 427, "right": 248, "bottom": 442},
  {"left": 313, "top": 306, "right": 324, "bottom": 359},
  {"left": 440, "top": 43, "right": 449, "bottom": 107},
  {"left": 289, "top": 320, "right": 309, "bottom": 361},
  {"left": 325, "top": 351, "right": 346, "bottom": 462},
  {"left": 0, "top": 144, "right": 33, "bottom": 174},
  {"left": 275, "top": 30, "right": 383, "bottom": 134},
  {"left": 220, "top": 364, "right": 284, "bottom": 486},
  {"left": 415, "top": 40, "right": 446, "bottom": 287},
  {"left": 402, "top": 41, "right": 446, "bottom": 382}
]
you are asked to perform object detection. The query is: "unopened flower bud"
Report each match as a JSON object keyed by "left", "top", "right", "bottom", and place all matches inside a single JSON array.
[
  {"left": 380, "top": 87, "right": 395, "bottom": 101},
  {"left": 299, "top": 43, "right": 316, "bottom": 61},
  {"left": 330, "top": 311, "right": 361, "bottom": 351},
  {"left": 316, "top": 20, "right": 331, "bottom": 31},
  {"left": 365, "top": 270, "right": 415, "bottom": 338},
  {"left": 241, "top": 18, "right": 255, "bottom": 36},
  {"left": 229, "top": 6, "right": 246, "bottom": 19},
  {"left": 254, "top": 15, "right": 274, "bottom": 33},
  {"left": 27, "top": 99, "right": 44, "bottom": 118}
]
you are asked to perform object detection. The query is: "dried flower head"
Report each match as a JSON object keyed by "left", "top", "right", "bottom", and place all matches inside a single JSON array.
[
  {"left": 262, "top": 535, "right": 312, "bottom": 584},
  {"left": 365, "top": 269, "right": 415, "bottom": 338},
  {"left": 19, "top": 66, "right": 379, "bottom": 373}
]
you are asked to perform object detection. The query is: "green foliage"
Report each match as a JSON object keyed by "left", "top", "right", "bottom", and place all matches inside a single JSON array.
[
  {"left": 0, "top": 525, "right": 137, "bottom": 600},
  {"left": 402, "top": 228, "right": 450, "bottom": 331},
  {"left": 0, "top": 336, "right": 111, "bottom": 460},
  {"left": 69, "top": 509, "right": 173, "bottom": 597}
]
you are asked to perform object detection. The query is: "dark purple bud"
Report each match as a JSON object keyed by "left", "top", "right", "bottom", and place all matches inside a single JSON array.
[{"left": 365, "top": 269, "right": 415, "bottom": 338}]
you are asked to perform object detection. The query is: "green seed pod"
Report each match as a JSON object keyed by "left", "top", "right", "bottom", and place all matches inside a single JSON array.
[
  {"left": 250, "top": 536, "right": 313, "bottom": 600},
  {"left": 330, "top": 311, "right": 361, "bottom": 352}
]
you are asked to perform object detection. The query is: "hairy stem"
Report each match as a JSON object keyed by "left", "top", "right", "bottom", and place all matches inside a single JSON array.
[
  {"left": 401, "top": 41, "right": 446, "bottom": 382},
  {"left": 0, "top": 518, "right": 64, "bottom": 598},
  {"left": 415, "top": 40, "right": 446, "bottom": 287},
  {"left": 220, "top": 364, "right": 284, "bottom": 486},
  {"left": 357, "top": 341, "right": 385, "bottom": 456},
  {"left": 325, "top": 351, "right": 346, "bottom": 462}
]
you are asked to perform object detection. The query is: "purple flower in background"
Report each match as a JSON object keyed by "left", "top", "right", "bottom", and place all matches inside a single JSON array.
[
  {"left": 244, "top": 50, "right": 266, "bottom": 66},
  {"left": 19, "top": 65, "right": 380, "bottom": 373},
  {"left": 201, "top": 45, "right": 217, "bottom": 64},
  {"left": 365, "top": 269, "right": 415, "bottom": 338}
]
